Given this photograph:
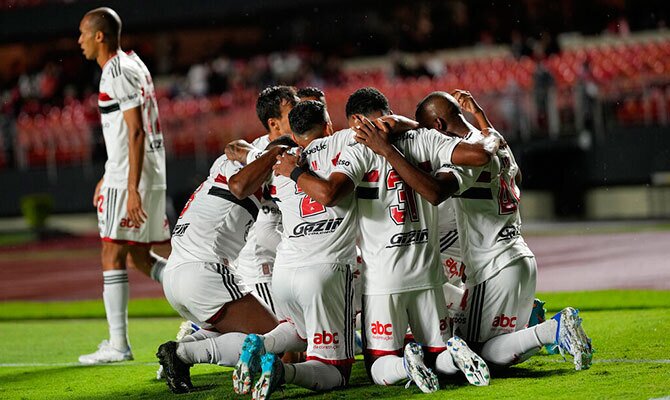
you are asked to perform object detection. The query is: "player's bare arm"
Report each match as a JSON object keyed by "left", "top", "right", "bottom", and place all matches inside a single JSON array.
[
  {"left": 228, "top": 145, "right": 288, "bottom": 199},
  {"left": 225, "top": 139, "right": 256, "bottom": 164},
  {"left": 273, "top": 151, "right": 354, "bottom": 207},
  {"left": 124, "top": 105, "right": 148, "bottom": 227}
]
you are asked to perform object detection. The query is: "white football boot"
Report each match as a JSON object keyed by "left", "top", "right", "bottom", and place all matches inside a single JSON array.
[{"left": 79, "top": 340, "right": 133, "bottom": 364}]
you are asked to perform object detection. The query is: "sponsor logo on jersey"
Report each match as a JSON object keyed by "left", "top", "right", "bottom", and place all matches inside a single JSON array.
[
  {"left": 444, "top": 257, "right": 464, "bottom": 279},
  {"left": 290, "top": 218, "right": 343, "bottom": 238},
  {"left": 331, "top": 152, "right": 341, "bottom": 166},
  {"left": 492, "top": 314, "right": 517, "bottom": 328},
  {"left": 172, "top": 223, "right": 190, "bottom": 237},
  {"left": 439, "top": 317, "right": 449, "bottom": 332},
  {"left": 302, "top": 143, "right": 327, "bottom": 155},
  {"left": 119, "top": 218, "right": 141, "bottom": 229},
  {"left": 147, "top": 137, "right": 163, "bottom": 152},
  {"left": 370, "top": 321, "right": 392, "bottom": 336},
  {"left": 313, "top": 331, "right": 339, "bottom": 345},
  {"left": 385, "top": 229, "right": 429, "bottom": 248},
  {"left": 261, "top": 205, "right": 281, "bottom": 215},
  {"left": 497, "top": 225, "right": 520, "bottom": 242},
  {"left": 336, "top": 159, "right": 351, "bottom": 167}
]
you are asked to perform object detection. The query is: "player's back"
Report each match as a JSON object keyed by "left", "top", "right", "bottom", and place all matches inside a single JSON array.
[
  {"left": 169, "top": 154, "right": 261, "bottom": 267},
  {"left": 449, "top": 129, "right": 534, "bottom": 285},
  {"left": 270, "top": 129, "right": 358, "bottom": 268},
  {"left": 98, "top": 49, "right": 165, "bottom": 190},
  {"left": 334, "top": 128, "right": 461, "bottom": 295}
]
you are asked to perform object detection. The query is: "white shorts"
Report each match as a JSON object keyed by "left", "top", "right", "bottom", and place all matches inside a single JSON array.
[
  {"left": 453, "top": 257, "right": 537, "bottom": 343},
  {"left": 273, "top": 263, "right": 355, "bottom": 366},
  {"left": 362, "top": 287, "right": 451, "bottom": 357},
  {"left": 162, "top": 261, "right": 250, "bottom": 326},
  {"left": 250, "top": 281, "right": 276, "bottom": 315},
  {"left": 97, "top": 186, "right": 170, "bottom": 245}
]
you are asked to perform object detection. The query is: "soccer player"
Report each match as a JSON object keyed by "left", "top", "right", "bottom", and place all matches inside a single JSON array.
[
  {"left": 156, "top": 142, "right": 290, "bottom": 393},
  {"left": 77, "top": 7, "right": 170, "bottom": 364},
  {"left": 297, "top": 87, "right": 327, "bottom": 104},
  {"left": 273, "top": 88, "right": 495, "bottom": 393},
  {"left": 414, "top": 90, "right": 593, "bottom": 370},
  {"left": 232, "top": 100, "right": 358, "bottom": 400},
  {"left": 232, "top": 86, "right": 299, "bottom": 313}
]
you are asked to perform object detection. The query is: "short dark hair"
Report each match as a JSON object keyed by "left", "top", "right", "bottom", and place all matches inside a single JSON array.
[
  {"left": 345, "top": 87, "right": 390, "bottom": 118},
  {"left": 267, "top": 135, "right": 298, "bottom": 149},
  {"left": 297, "top": 87, "right": 326, "bottom": 103},
  {"left": 85, "top": 7, "right": 122, "bottom": 50},
  {"left": 289, "top": 100, "right": 328, "bottom": 136},
  {"left": 256, "top": 86, "right": 299, "bottom": 131}
]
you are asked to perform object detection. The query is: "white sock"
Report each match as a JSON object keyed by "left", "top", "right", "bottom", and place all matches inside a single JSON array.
[
  {"left": 176, "top": 332, "right": 246, "bottom": 366},
  {"left": 149, "top": 251, "right": 167, "bottom": 283},
  {"left": 103, "top": 270, "right": 129, "bottom": 351},
  {"left": 284, "top": 360, "right": 345, "bottom": 390},
  {"left": 181, "top": 329, "right": 221, "bottom": 343},
  {"left": 370, "top": 355, "right": 407, "bottom": 385},
  {"left": 435, "top": 350, "right": 459, "bottom": 375},
  {"left": 262, "top": 322, "right": 307, "bottom": 353},
  {"left": 480, "top": 320, "right": 557, "bottom": 366}
]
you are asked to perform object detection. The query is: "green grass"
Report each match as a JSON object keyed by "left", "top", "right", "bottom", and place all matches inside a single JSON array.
[{"left": 1, "top": 291, "right": 669, "bottom": 399}]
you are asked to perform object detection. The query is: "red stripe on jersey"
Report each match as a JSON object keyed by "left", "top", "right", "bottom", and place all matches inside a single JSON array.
[
  {"left": 311, "top": 160, "right": 318, "bottom": 171},
  {"left": 331, "top": 152, "right": 341, "bottom": 166},
  {"left": 363, "top": 170, "right": 380, "bottom": 182},
  {"left": 99, "top": 92, "right": 113, "bottom": 101},
  {"left": 306, "top": 355, "right": 355, "bottom": 366},
  {"left": 214, "top": 174, "right": 228, "bottom": 184}
]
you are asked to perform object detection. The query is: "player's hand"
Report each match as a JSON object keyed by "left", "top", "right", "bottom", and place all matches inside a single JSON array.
[
  {"left": 126, "top": 189, "right": 147, "bottom": 227},
  {"left": 451, "top": 89, "right": 483, "bottom": 115},
  {"left": 353, "top": 115, "right": 394, "bottom": 157},
  {"left": 92, "top": 178, "right": 103, "bottom": 208},
  {"left": 225, "top": 139, "right": 255, "bottom": 163},
  {"left": 373, "top": 115, "right": 419, "bottom": 135},
  {"left": 273, "top": 149, "right": 301, "bottom": 177}
]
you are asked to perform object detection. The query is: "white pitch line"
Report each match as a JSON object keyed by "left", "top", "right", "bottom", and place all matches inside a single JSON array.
[{"left": 1, "top": 359, "right": 669, "bottom": 367}]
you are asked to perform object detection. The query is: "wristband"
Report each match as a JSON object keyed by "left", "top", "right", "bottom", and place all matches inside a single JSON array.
[{"left": 290, "top": 166, "right": 306, "bottom": 182}]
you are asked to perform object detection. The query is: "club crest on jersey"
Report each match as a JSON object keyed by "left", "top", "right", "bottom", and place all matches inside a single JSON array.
[
  {"left": 172, "top": 223, "right": 189, "bottom": 237},
  {"left": 290, "top": 218, "right": 343, "bottom": 238},
  {"left": 385, "top": 229, "right": 429, "bottom": 248}
]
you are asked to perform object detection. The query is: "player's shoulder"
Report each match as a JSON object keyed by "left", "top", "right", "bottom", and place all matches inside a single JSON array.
[{"left": 251, "top": 134, "right": 270, "bottom": 149}]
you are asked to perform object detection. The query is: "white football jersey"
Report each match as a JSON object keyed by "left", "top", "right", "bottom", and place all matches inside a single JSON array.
[
  {"left": 168, "top": 154, "right": 262, "bottom": 268},
  {"left": 333, "top": 128, "right": 461, "bottom": 295},
  {"left": 234, "top": 134, "right": 283, "bottom": 284},
  {"left": 98, "top": 50, "right": 166, "bottom": 190},
  {"left": 439, "top": 129, "right": 534, "bottom": 286},
  {"left": 269, "top": 129, "right": 358, "bottom": 268}
]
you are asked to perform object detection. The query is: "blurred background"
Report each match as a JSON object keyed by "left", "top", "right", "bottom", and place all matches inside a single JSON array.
[{"left": 1, "top": 0, "right": 669, "bottom": 223}]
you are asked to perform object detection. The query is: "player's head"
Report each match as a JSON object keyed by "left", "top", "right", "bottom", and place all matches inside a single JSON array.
[
  {"left": 415, "top": 91, "right": 462, "bottom": 134},
  {"left": 345, "top": 87, "right": 391, "bottom": 128},
  {"left": 288, "top": 100, "right": 332, "bottom": 145},
  {"left": 79, "top": 7, "right": 122, "bottom": 60},
  {"left": 297, "top": 87, "right": 326, "bottom": 105},
  {"left": 256, "top": 86, "right": 300, "bottom": 137}
]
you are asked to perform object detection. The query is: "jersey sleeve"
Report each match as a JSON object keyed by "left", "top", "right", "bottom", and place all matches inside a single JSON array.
[
  {"left": 429, "top": 129, "right": 462, "bottom": 167},
  {"left": 110, "top": 66, "right": 143, "bottom": 111},
  {"left": 221, "top": 159, "right": 244, "bottom": 181},
  {"left": 331, "top": 143, "right": 368, "bottom": 186},
  {"left": 245, "top": 148, "right": 264, "bottom": 165}
]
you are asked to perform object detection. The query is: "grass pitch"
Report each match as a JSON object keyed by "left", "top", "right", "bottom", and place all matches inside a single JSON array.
[{"left": 1, "top": 290, "right": 669, "bottom": 400}]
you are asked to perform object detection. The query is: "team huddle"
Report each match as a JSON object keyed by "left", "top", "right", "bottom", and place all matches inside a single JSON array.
[{"left": 77, "top": 7, "right": 593, "bottom": 400}]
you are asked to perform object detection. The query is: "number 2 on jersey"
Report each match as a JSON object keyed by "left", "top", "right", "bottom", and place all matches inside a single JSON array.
[{"left": 295, "top": 184, "right": 326, "bottom": 218}]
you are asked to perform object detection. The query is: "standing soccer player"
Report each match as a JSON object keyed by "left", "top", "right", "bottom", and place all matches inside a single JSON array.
[{"left": 77, "top": 8, "right": 170, "bottom": 364}]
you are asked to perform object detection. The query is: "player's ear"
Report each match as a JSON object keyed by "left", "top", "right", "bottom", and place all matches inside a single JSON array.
[
  {"left": 267, "top": 117, "right": 280, "bottom": 133},
  {"left": 95, "top": 30, "right": 104, "bottom": 44},
  {"left": 436, "top": 117, "right": 447, "bottom": 132}
]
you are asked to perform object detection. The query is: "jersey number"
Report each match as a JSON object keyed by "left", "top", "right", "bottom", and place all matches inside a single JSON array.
[
  {"left": 386, "top": 169, "right": 419, "bottom": 225},
  {"left": 296, "top": 184, "right": 326, "bottom": 218},
  {"left": 179, "top": 183, "right": 204, "bottom": 218},
  {"left": 497, "top": 156, "right": 520, "bottom": 215}
]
